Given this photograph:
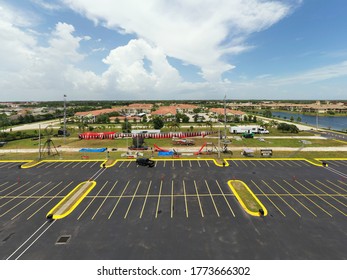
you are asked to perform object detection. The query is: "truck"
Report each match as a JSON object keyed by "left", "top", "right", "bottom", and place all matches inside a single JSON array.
[{"left": 229, "top": 125, "right": 269, "bottom": 134}]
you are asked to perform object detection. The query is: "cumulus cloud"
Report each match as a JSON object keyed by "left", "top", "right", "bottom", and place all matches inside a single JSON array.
[
  {"left": 1, "top": 0, "right": 311, "bottom": 100},
  {"left": 0, "top": 4, "right": 86, "bottom": 100},
  {"left": 62, "top": 0, "right": 297, "bottom": 81}
]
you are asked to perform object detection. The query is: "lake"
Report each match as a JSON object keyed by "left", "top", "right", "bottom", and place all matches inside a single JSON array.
[{"left": 271, "top": 111, "right": 347, "bottom": 132}]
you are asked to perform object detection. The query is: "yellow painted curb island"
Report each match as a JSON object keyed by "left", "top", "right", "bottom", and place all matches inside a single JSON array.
[
  {"left": 212, "top": 159, "right": 229, "bottom": 167},
  {"left": 228, "top": 180, "right": 267, "bottom": 217},
  {"left": 100, "top": 159, "right": 117, "bottom": 168},
  {"left": 21, "top": 160, "right": 41, "bottom": 168},
  {"left": 47, "top": 180, "right": 96, "bottom": 219}
]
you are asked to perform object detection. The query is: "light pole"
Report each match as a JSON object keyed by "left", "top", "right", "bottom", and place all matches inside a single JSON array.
[
  {"left": 218, "top": 125, "right": 221, "bottom": 159},
  {"left": 63, "top": 94, "right": 67, "bottom": 144},
  {"left": 224, "top": 94, "right": 227, "bottom": 139}
]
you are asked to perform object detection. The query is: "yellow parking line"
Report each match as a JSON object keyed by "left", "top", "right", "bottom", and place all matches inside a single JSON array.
[
  {"left": 0, "top": 182, "right": 51, "bottom": 218},
  {"left": 272, "top": 180, "right": 316, "bottom": 217},
  {"left": 26, "top": 181, "right": 73, "bottom": 220},
  {"left": 327, "top": 180, "right": 347, "bottom": 193},
  {"left": 54, "top": 162, "right": 65, "bottom": 168},
  {"left": 155, "top": 181, "right": 163, "bottom": 218},
  {"left": 290, "top": 160, "right": 302, "bottom": 167},
  {"left": 309, "top": 180, "right": 347, "bottom": 209},
  {"left": 215, "top": 180, "right": 235, "bottom": 217},
  {"left": 63, "top": 162, "right": 73, "bottom": 168},
  {"left": 262, "top": 180, "right": 301, "bottom": 217},
  {"left": 124, "top": 181, "right": 141, "bottom": 219},
  {"left": 11, "top": 181, "right": 63, "bottom": 220},
  {"left": 283, "top": 180, "right": 332, "bottom": 217},
  {"left": 92, "top": 181, "right": 118, "bottom": 220},
  {"left": 0, "top": 182, "right": 9, "bottom": 188},
  {"left": 78, "top": 181, "right": 108, "bottom": 220},
  {"left": 194, "top": 180, "right": 204, "bottom": 217},
  {"left": 0, "top": 182, "right": 38, "bottom": 206},
  {"left": 81, "top": 161, "right": 90, "bottom": 168},
  {"left": 338, "top": 180, "right": 347, "bottom": 187},
  {"left": 0, "top": 182, "right": 20, "bottom": 195},
  {"left": 108, "top": 181, "right": 130, "bottom": 219},
  {"left": 139, "top": 181, "right": 151, "bottom": 219},
  {"left": 183, "top": 180, "right": 188, "bottom": 218},
  {"left": 171, "top": 180, "right": 174, "bottom": 218},
  {"left": 296, "top": 180, "right": 346, "bottom": 216},
  {"left": 251, "top": 180, "right": 285, "bottom": 217},
  {"left": 317, "top": 180, "right": 347, "bottom": 198},
  {"left": 282, "top": 161, "right": 292, "bottom": 167},
  {"left": 204, "top": 180, "right": 220, "bottom": 217},
  {"left": 72, "top": 162, "right": 81, "bottom": 168},
  {"left": 45, "top": 162, "right": 56, "bottom": 169}
]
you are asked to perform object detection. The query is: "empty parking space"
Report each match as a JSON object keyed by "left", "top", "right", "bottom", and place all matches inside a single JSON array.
[
  {"left": 70, "top": 178, "right": 240, "bottom": 221},
  {"left": 1, "top": 158, "right": 347, "bottom": 260},
  {"left": 1, "top": 159, "right": 346, "bottom": 222}
]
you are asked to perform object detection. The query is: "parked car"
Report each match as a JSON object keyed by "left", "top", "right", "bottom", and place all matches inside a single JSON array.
[{"left": 136, "top": 157, "right": 155, "bottom": 167}]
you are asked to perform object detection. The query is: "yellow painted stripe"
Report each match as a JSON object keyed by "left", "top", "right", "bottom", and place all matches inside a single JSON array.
[
  {"left": 124, "top": 181, "right": 141, "bottom": 219},
  {"left": 251, "top": 180, "right": 285, "bottom": 217},
  {"left": 215, "top": 180, "right": 235, "bottom": 217},
  {"left": 21, "top": 161, "right": 42, "bottom": 168},
  {"left": 205, "top": 180, "right": 220, "bottom": 217},
  {"left": 283, "top": 179, "right": 332, "bottom": 217},
  {"left": 108, "top": 181, "right": 130, "bottom": 219},
  {"left": 27, "top": 181, "right": 74, "bottom": 220},
  {"left": 78, "top": 181, "right": 108, "bottom": 220},
  {"left": 183, "top": 180, "right": 189, "bottom": 218},
  {"left": 139, "top": 181, "right": 151, "bottom": 219},
  {"left": 194, "top": 180, "right": 204, "bottom": 217},
  {"left": 272, "top": 180, "right": 316, "bottom": 217},
  {"left": 155, "top": 181, "right": 163, "bottom": 218},
  {"left": 228, "top": 180, "right": 268, "bottom": 217},
  {"left": 262, "top": 180, "right": 301, "bottom": 217}
]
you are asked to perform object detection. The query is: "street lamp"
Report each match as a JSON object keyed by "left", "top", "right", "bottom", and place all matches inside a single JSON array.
[{"left": 63, "top": 94, "right": 67, "bottom": 144}]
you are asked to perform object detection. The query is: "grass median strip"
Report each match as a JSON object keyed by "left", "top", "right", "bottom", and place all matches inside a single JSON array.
[
  {"left": 47, "top": 180, "right": 96, "bottom": 219},
  {"left": 228, "top": 180, "right": 267, "bottom": 217}
]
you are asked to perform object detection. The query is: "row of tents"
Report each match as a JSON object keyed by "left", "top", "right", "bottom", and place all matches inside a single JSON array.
[{"left": 78, "top": 131, "right": 216, "bottom": 140}]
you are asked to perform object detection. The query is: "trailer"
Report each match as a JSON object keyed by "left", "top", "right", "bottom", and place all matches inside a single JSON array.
[{"left": 229, "top": 125, "right": 269, "bottom": 134}]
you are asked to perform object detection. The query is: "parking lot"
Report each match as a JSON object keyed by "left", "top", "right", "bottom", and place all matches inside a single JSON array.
[{"left": 0, "top": 159, "right": 346, "bottom": 259}]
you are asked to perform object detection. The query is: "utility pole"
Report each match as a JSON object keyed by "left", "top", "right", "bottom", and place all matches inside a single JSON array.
[
  {"left": 63, "top": 94, "right": 67, "bottom": 144},
  {"left": 38, "top": 124, "right": 41, "bottom": 160},
  {"left": 224, "top": 93, "right": 227, "bottom": 139}
]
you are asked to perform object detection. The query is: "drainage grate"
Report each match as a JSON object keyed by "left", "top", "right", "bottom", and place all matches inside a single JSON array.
[{"left": 56, "top": 235, "right": 71, "bottom": 245}]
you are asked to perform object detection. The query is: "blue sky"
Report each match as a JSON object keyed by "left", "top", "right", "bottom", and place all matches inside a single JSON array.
[{"left": 0, "top": 0, "right": 346, "bottom": 101}]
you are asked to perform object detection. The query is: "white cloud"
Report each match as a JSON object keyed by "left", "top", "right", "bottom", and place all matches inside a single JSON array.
[
  {"left": 62, "top": 0, "right": 297, "bottom": 81},
  {"left": 30, "top": 0, "right": 62, "bottom": 11},
  {"left": 270, "top": 61, "right": 347, "bottom": 85},
  {"left": 0, "top": 6, "right": 87, "bottom": 100}
]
